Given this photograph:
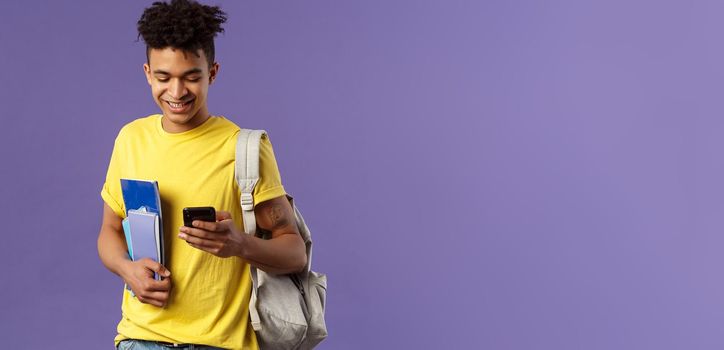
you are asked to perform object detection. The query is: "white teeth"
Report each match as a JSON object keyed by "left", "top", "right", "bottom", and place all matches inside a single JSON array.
[{"left": 168, "top": 101, "right": 185, "bottom": 108}]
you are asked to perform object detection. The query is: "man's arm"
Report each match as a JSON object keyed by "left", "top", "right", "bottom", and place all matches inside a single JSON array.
[
  {"left": 97, "top": 203, "right": 133, "bottom": 277},
  {"left": 97, "top": 203, "right": 172, "bottom": 307},
  {"left": 242, "top": 195, "right": 307, "bottom": 274},
  {"left": 179, "top": 195, "right": 307, "bottom": 275}
]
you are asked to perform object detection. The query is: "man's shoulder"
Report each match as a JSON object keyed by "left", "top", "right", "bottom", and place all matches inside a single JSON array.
[
  {"left": 209, "top": 116, "right": 247, "bottom": 146},
  {"left": 215, "top": 117, "right": 277, "bottom": 141},
  {"left": 212, "top": 115, "right": 241, "bottom": 133},
  {"left": 116, "top": 114, "right": 159, "bottom": 139}
]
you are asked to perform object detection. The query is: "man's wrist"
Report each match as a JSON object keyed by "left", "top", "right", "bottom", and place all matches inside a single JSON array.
[
  {"left": 116, "top": 257, "right": 133, "bottom": 280},
  {"left": 236, "top": 232, "right": 252, "bottom": 260}
]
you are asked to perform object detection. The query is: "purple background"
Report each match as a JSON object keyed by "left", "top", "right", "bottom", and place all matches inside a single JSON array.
[{"left": 1, "top": 0, "right": 723, "bottom": 348}]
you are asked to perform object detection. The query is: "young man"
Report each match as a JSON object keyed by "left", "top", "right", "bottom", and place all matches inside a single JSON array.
[{"left": 97, "top": 1, "right": 306, "bottom": 349}]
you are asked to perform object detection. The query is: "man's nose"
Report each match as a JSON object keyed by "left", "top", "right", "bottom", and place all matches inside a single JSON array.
[{"left": 168, "top": 79, "right": 187, "bottom": 100}]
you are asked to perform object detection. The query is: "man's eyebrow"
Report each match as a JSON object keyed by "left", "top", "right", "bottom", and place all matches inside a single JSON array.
[{"left": 152, "top": 68, "right": 203, "bottom": 76}]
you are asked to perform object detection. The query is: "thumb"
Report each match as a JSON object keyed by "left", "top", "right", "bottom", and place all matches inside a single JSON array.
[
  {"left": 143, "top": 259, "right": 171, "bottom": 277},
  {"left": 216, "top": 210, "right": 232, "bottom": 221}
]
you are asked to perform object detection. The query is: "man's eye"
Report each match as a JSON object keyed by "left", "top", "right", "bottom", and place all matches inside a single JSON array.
[
  {"left": 188, "top": 77, "right": 201, "bottom": 82},
  {"left": 157, "top": 78, "right": 169, "bottom": 82}
]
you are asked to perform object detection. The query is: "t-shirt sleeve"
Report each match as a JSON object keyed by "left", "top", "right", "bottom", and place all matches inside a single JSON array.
[
  {"left": 252, "top": 133, "right": 287, "bottom": 204},
  {"left": 100, "top": 131, "right": 127, "bottom": 219}
]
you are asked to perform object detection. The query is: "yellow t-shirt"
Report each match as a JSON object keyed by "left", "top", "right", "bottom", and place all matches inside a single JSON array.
[{"left": 100, "top": 114, "right": 286, "bottom": 349}]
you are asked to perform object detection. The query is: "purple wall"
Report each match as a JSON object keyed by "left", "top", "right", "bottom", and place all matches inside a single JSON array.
[{"left": 1, "top": 0, "right": 723, "bottom": 348}]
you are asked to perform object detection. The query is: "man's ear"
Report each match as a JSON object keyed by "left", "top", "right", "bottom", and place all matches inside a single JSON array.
[
  {"left": 209, "top": 62, "right": 220, "bottom": 85},
  {"left": 143, "top": 63, "right": 152, "bottom": 86}
]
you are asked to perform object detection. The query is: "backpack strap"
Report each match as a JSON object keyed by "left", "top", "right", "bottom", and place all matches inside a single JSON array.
[
  {"left": 235, "top": 128, "right": 266, "bottom": 331},
  {"left": 235, "top": 129, "right": 266, "bottom": 235}
]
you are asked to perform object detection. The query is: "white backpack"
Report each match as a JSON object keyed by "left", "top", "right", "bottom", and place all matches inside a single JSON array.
[{"left": 235, "top": 129, "right": 328, "bottom": 350}]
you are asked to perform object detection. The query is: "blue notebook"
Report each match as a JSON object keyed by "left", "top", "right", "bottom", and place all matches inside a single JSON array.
[
  {"left": 127, "top": 209, "right": 162, "bottom": 280},
  {"left": 122, "top": 219, "right": 133, "bottom": 260},
  {"left": 121, "top": 218, "right": 134, "bottom": 294},
  {"left": 121, "top": 179, "right": 165, "bottom": 267}
]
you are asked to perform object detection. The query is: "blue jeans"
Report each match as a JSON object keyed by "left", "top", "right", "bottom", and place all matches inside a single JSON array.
[{"left": 117, "top": 339, "right": 226, "bottom": 350}]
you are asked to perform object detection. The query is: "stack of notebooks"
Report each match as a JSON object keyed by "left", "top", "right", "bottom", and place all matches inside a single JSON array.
[{"left": 121, "top": 179, "right": 166, "bottom": 288}]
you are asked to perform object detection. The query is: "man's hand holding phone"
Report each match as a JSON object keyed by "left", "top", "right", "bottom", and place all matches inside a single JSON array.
[
  {"left": 178, "top": 208, "right": 246, "bottom": 258},
  {"left": 120, "top": 258, "right": 172, "bottom": 308}
]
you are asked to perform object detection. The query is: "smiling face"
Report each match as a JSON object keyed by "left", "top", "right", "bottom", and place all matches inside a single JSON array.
[{"left": 143, "top": 47, "right": 220, "bottom": 133}]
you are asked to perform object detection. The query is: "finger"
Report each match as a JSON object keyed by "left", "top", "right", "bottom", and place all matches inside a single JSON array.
[
  {"left": 138, "top": 290, "right": 170, "bottom": 302},
  {"left": 145, "top": 278, "right": 172, "bottom": 292},
  {"left": 138, "top": 294, "right": 167, "bottom": 307},
  {"left": 188, "top": 242, "right": 219, "bottom": 256},
  {"left": 139, "top": 259, "right": 171, "bottom": 277},
  {"left": 137, "top": 296, "right": 163, "bottom": 307},
  {"left": 191, "top": 219, "right": 226, "bottom": 232},
  {"left": 216, "top": 210, "right": 232, "bottom": 221},
  {"left": 179, "top": 227, "right": 219, "bottom": 241},
  {"left": 180, "top": 233, "right": 219, "bottom": 249}
]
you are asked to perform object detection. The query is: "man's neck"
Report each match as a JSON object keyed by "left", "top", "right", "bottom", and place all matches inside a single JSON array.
[{"left": 161, "top": 110, "right": 211, "bottom": 134}]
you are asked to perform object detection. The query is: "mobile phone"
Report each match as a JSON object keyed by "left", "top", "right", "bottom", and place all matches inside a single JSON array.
[{"left": 183, "top": 206, "right": 216, "bottom": 227}]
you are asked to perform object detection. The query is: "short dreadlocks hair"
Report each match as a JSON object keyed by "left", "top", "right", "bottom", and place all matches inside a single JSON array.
[{"left": 137, "top": 0, "right": 227, "bottom": 67}]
